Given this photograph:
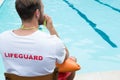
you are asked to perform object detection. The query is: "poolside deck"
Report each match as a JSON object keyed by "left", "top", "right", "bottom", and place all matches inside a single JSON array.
[{"left": 74, "top": 70, "right": 120, "bottom": 80}]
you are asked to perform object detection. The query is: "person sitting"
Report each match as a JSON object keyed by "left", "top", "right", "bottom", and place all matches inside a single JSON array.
[{"left": 0, "top": 0, "right": 77, "bottom": 80}]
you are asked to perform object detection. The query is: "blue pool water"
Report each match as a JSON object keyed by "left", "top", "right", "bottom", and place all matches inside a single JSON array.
[{"left": 0, "top": 0, "right": 120, "bottom": 79}]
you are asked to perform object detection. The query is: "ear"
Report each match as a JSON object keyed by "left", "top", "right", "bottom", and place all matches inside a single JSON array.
[{"left": 35, "top": 9, "right": 40, "bottom": 19}]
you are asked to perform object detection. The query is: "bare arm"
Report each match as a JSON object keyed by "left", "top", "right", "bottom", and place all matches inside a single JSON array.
[{"left": 44, "top": 15, "right": 69, "bottom": 60}]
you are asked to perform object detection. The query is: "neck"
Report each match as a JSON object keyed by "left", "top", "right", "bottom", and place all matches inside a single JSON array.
[
  {"left": 21, "top": 19, "right": 39, "bottom": 30},
  {"left": 20, "top": 25, "right": 38, "bottom": 30}
]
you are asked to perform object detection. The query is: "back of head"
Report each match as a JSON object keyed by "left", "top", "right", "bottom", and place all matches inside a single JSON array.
[{"left": 15, "top": 0, "right": 41, "bottom": 21}]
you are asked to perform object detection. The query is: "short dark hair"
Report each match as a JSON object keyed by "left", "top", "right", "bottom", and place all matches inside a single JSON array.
[{"left": 15, "top": 0, "right": 41, "bottom": 20}]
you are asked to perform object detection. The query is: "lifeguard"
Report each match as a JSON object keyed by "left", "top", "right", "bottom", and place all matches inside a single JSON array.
[{"left": 0, "top": 0, "right": 78, "bottom": 80}]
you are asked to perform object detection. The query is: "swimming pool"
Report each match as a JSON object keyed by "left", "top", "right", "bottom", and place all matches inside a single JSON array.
[{"left": 0, "top": 0, "right": 120, "bottom": 80}]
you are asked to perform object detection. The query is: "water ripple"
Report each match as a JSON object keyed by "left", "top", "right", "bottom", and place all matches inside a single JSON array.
[
  {"left": 63, "top": 0, "right": 118, "bottom": 48},
  {"left": 95, "top": 0, "right": 120, "bottom": 13}
]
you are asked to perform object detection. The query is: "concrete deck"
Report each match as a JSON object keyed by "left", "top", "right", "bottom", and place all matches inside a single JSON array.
[{"left": 74, "top": 70, "right": 120, "bottom": 80}]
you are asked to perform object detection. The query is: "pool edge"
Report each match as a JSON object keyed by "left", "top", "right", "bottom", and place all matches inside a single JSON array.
[{"left": 74, "top": 70, "right": 120, "bottom": 80}]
